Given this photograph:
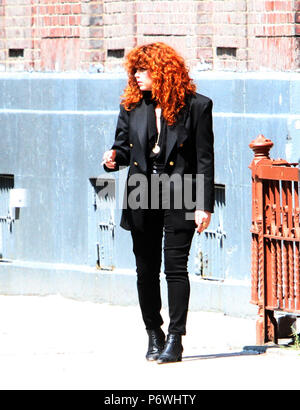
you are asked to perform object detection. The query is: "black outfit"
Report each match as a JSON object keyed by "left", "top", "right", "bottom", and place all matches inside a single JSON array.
[
  {"left": 104, "top": 92, "right": 214, "bottom": 336},
  {"left": 131, "top": 207, "right": 194, "bottom": 334},
  {"left": 105, "top": 92, "right": 215, "bottom": 231}
]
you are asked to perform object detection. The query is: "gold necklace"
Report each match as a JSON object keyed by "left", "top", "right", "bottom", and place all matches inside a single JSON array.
[
  {"left": 152, "top": 107, "right": 161, "bottom": 154},
  {"left": 152, "top": 141, "right": 160, "bottom": 154}
]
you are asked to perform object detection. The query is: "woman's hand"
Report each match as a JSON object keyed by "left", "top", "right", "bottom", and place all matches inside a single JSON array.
[
  {"left": 195, "top": 210, "right": 211, "bottom": 234},
  {"left": 102, "top": 150, "right": 117, "bottom": 169}
]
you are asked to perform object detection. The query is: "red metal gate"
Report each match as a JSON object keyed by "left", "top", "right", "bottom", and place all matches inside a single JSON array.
[{"left": 249, "top": 134, "right": 300, "bottom": 345}]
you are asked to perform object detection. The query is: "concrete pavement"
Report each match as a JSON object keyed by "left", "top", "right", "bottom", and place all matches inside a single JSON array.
[{"left": 0, "top": 295, "right": 299, "bottom": 390}]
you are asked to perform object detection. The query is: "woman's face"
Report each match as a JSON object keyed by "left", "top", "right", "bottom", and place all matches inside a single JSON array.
[{"left": 134, "top": 69, "right": 153, "bottom": 91}]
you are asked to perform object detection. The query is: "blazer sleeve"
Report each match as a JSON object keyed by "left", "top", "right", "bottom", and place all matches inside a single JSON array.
[
  {"left": 192, "top": 98, "right": 215, "bottom": 213},
  {"left": 103, "top": 104, "right": 130, "bottom": 173}
]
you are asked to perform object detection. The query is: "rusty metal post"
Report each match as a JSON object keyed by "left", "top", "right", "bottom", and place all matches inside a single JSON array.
[
  {"left": 249, "top": 135, "right": 278, "bottom": 345},
  {"left": 249, "top": 135, "right": 300, "bottom": 345}
]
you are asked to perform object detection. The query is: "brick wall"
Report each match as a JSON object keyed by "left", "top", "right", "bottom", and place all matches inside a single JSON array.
[
  {"left": 0, "top": 0, "right": 105, "bottom": 72},
  {"left": 37, "top": 0, "right": 82, "bottom": 71},
  {"left": 103, "top": 0, "right": 199, "bottom": 71},
  {"left": 0, "top": 0, "right": 299, "bottom": 72},
  {"left": 199, "top": 0, "right": 299, "bottom": 71},
  {"left": 248, "top": 0, "right": 299, "bottom": 71}
]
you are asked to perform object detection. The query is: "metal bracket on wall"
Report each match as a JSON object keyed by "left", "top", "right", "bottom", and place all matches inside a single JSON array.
[{"left": 0, "top": 211, "right": 14, "bottom": 232}]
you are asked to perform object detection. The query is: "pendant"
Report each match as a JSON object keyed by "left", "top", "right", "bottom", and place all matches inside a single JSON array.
[{"left": 152, "top": 144, "right": 160, "bottom": 154}]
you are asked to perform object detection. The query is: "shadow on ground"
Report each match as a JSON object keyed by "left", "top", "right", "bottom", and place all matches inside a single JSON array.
[
  {"left": 182, "top": 347, "right": 264, "bottom": 361},
  {"left": 182, "top": 337, "right": 300, "bottom": 361}
]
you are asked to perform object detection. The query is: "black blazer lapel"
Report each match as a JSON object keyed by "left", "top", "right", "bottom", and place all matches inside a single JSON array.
[
  {"left": 164, "top": 124, "right": 178, "bottom": 166},
  {"left": 130, "top": 101, "right": 148, "bottom": 171},
  {"left": 164, "top": 107, "right": 189, "bottom": 166}
]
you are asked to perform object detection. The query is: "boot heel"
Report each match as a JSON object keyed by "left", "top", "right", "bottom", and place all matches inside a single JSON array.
[{"left": 157, "top": 334, "right": 183, "bottom": 364}]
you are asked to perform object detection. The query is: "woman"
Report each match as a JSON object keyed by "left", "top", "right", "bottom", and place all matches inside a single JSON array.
[{"left": 102, "top": 42, "right": 214, "bottom": 364}]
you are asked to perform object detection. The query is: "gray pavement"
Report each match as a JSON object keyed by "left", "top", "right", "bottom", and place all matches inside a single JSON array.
[{"left": 0, "top": 295, "right": 299, "bottom": 390}]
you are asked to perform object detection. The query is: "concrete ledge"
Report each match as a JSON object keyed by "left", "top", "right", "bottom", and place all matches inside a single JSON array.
[{"left": 0, "top": 260, "right": 257, "bottom": 318}]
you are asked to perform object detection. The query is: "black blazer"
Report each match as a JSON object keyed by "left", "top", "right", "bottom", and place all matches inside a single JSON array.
[{"left": 104, "top": 92, "right": 214, "bottom": 232}]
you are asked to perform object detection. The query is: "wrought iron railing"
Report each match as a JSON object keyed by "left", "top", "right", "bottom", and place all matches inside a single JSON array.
[{"left": 249, "top": 134, "right": 299, "bottom": 344}]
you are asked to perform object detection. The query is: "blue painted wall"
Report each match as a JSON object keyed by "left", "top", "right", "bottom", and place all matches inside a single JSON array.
[{"left": 0, "top": 72, "right": 299, "bottom": 311}]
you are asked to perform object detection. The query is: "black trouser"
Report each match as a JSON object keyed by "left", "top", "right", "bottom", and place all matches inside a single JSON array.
[{"left": 131, "top": 208, "right": 195, "bottom": 335}]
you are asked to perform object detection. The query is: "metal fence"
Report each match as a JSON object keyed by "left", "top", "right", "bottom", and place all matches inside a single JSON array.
[{"left": 249, "top": 134, "right": 299, "bottom": 344}]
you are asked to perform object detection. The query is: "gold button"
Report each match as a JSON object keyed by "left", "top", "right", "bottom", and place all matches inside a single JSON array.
[
  {"left": 134, "top": 161, "right": 138, "bottom": 166},
  {"left": 169, "top": 161, "right": 174, "bottom": 166},
  {"left": 130, "top": 143, "right": 133, "bottom": 148}
]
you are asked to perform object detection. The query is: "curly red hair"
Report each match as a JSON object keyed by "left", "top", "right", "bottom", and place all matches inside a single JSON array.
[{"left": 121, "top": 42, "right": 196, "bottom": 125}]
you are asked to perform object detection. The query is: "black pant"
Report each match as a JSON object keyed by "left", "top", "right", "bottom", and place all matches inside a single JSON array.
[{"left": 131, "top": 209, "right": 195, "bottom": 335}]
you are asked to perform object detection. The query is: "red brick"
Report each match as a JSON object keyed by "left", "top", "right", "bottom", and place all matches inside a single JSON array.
[
  {"left": 71, "top": 4, "right": 81, "bottom": 14},
  {"left": 265, "top": 1, "right": 275, "bottom": 11},
  {"left": 51, "top": 16, "right": 59, "bottom": 25},
  {"left": 47, "top": 6, "right": 55, "bottom": 15}
]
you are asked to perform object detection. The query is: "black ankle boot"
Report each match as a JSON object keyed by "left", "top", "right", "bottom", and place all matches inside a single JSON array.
[
  {"left": 146, "top": 328, "right": 166, "bottom": 361},
  {"left": 157, "top": 333, "right": 183, "bottom": 364}
]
